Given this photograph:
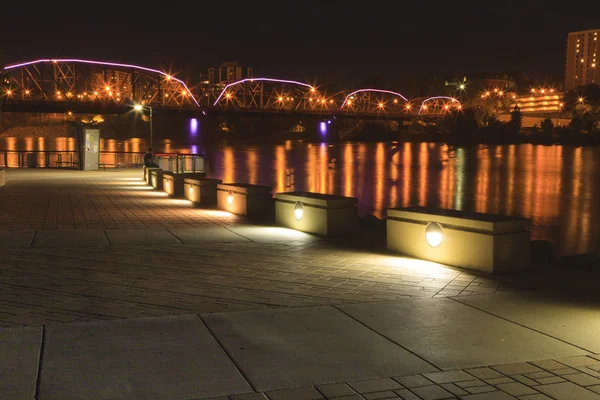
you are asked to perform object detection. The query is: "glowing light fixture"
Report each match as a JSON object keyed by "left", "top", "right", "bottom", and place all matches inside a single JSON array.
[
  {"left": 133, "top": 104, "right": 143, "bottom": 111},
  {"left": 227, "top": 190, "right": 234, "bottom": 205},
  {"left": 294, "top": 202, "right": 304, "bottom": 220},
  {"left": 425, "top": 222, "right": 443, "bottom": 247},
  {"left": 189, "top": 186, "right": 194, "bottom": 195}
]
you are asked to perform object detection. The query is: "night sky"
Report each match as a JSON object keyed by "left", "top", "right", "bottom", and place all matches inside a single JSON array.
[{"left": 1, "top": 1, "right": 599, "bottom": 92}]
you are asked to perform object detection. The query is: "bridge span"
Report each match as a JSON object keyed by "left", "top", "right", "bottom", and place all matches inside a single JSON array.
[{"left": 1, "top": 58, "right": 461, "bottom": 118}]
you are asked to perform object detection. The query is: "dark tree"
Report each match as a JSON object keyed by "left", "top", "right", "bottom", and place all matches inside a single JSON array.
[
  {"left": 507, "top": 105, "right": 522, "bottom": 135},
  {"left": 541, "top": 117, "right": 554, "bottom": 136}
]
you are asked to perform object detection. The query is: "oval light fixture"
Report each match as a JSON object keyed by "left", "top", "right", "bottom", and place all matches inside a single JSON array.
[
  {"left": 294, "top": 202, "right": 304, "bottom": 220},
  {"left": 425, "top": 222, "right": 443, "bottom": 248},
  {"left": 227, "top": 190, "right": 234, "bottom": 205}
]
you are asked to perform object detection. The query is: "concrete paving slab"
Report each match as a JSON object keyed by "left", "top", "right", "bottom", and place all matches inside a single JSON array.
[
  {"left": 227, "top": 226, "right": 320, "bottom": 243},
  {"left": 536, "top": 381, "right": 600, "bottom": 399},
  {"left": 339, "top": 298, "right": 587, "bottom": 370},
  {"left": 32, "top": 230, "right": 109, "bottom": 248},
  {"left": 0, "top": 326, "right": 42, "bottom": 400},
  {"left": 453, "top": 292, "right": 600, "bottom": 353},
  {"left": 169, "top": 227, "right": 250, "bottom": 244},
  {"left": 104, "top": 229, "right": 182, "bottom": 246},
  {"left": 39, "top": 314, "right": 251, "bottom": 400},
  {"left": 202, "top": 306, "right": 437, "bottom": 391},
  {"left": 0, "top": 231, "right": 34, "bottom": 248}
]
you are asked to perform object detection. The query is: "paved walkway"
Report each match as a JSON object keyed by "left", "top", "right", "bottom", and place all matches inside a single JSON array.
[
  {"left": 1, "top": 169, "right": 600, "bottom": 400},
  {"left": 0, "top": 169, "right": 242, "bottom": 231}
]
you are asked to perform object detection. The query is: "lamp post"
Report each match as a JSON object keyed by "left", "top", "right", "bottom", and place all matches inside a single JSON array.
[{"left": 134, "top": 104, "right": 153, "bottom": 149}]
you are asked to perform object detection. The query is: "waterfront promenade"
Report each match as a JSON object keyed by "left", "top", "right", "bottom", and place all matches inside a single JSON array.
[{"left": 1, "top": 169, "right": 600, "bottom": 400}]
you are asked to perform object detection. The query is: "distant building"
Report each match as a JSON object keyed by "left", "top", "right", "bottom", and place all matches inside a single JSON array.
[
  {"left": 200, "top": 61, "right": 253, "bottom": 87},
  {"left": 444, "top": 73, "right": 517, "bottom": 94},
  {"left": 511, "top": 89, "right": 564, "bottom": 114},
  {"left": 565, "top": 29, "right": 599, "bottom": 90}
]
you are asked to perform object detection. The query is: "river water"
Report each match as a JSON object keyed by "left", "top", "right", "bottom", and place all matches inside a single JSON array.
[{"left": 1, "top": 135, "right": 598, "bottom": 256}]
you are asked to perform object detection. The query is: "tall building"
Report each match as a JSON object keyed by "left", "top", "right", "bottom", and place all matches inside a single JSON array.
[{"left": 565, "top": 29, "right": 599, "bottom": 91}]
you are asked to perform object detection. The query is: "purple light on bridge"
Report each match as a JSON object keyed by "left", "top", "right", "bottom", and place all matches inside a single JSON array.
[
  {"left": 319, "top": 121, "right": 328, "bottom": 135},
  {"left": 189, "top": 118, "right": 198, "bottom": 136},
  {"left": 191, "top": 145, "right": 198, "bottom": 154},
  {"left": 2, "top": 58, "right": 200, "bottom": 106},
  {"left": 341, "top": 88, "right": 409, "bottom": 108},
  {"left": 213, "top": 78, "right": 314, "bottom": 105}
]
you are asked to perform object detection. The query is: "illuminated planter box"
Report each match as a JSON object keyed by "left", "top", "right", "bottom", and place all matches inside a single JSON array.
[
  {"left": 387, "top": 207, "right": 531, "bottom": 274},
  {"left": 275, "top": 192, "right": 358, "bottom": 236},
  {"left": 144, "top": 167, "right": 161, "bottom": 185},
  {"left": 162, "top": 172, "right": 207, "bottom": 198},
  {"left": 0, "top": 168, "right": 5, "bottom": 187},
  {"left": 149, "top": 169, "right": 164, "bottom": 190},
  {"left": 184, "top": 177, "right": 222, "bottom": 205},
  {"left": 217, "top": 183, "right": 273, "bottom": 217}
]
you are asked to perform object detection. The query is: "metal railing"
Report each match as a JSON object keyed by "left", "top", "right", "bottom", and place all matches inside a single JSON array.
[
  {"left": 155, "top": 153, "right": 206, "bottom": 173},
  {"left": 99, "top": 151, "right": 145, "bottom": 169},
  {"left": 0, "top": 150, "right": 146, "bottom": 169},
  {"left": 0, "top": 150, "right": 78, "bottom": 168}
]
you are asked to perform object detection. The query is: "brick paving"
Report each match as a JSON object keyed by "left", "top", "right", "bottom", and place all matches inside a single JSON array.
[
  {"left": 0, "top": 241, "right": 520, "bottom": 328},
  {"left": 203, "top": 355, "right": 600, "bottom": 399},
  {"left": 3, "top": 169, "right": 599, "bottom": 399},
  {"left": 0, "top": 169, "right": 242, "bottom": 231}
]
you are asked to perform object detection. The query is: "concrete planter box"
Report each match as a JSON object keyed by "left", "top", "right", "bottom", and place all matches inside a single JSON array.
[
  {"left": 184, "top": 177, "right": 222, "bottom": 205},
  {"left": 275, "top": 192, "right": 358, "bottom": 236},
  {"left": 387, "top": 207, "right": 531, "bottom": 274},
  {"left": 0, "top": 168, "right": 5, "bottom": 187},
  {"left": 144, "top": 167, "right": 161, "bottom": 185},
  {"left": 149, "top": 169, "right": 164, "bottom": 190},
  {"left": 162, "top": 172, "right": 207, "bottom": 198},
  {"left": 217, "top": 183, "right": 273, "bottom": 217}
]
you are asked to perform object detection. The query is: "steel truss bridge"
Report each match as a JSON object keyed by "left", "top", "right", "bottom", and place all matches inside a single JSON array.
[{"left": 1, "top": 59, "right": 461, "bottom": 118}]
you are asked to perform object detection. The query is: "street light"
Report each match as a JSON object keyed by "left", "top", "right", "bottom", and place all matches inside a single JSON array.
[{"left": 134, "top": 104, "right": 153, "bottom": 149}]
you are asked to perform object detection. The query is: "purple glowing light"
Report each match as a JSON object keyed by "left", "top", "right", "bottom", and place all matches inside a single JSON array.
[
  {"left": 2, "top": 58, "right": 200, "bottom": 106},
  {"left": 189, "top": 118, "right": 198, "bottom": 136},
  {"left": 191, "top": 145, "right": 198, "bottom": 154},
  {"left": 418, "top": 96, "right": 461, "bottom": 115},
  {"left": 341, "top": 89, "right": 409, "bottom": 108},
  {"left": 319, "top": 121, "right": 327, "bottom": 135},
  {"left": 213, "top": 78, "right": 314, "bottom": 105}
]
